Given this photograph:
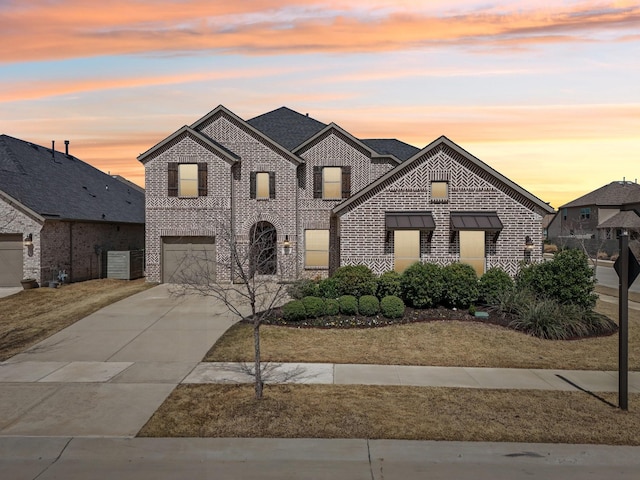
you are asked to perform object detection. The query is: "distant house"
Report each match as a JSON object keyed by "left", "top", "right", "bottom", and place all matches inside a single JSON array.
[
  {"left": 547, "top": 180, "right": 640, "bottom": 254},
  {"left": 139, "top": 105, "right": 553, "bottom": 284},
  {"left": 0, "top": 135, "right": 145, "bottom": 286}
]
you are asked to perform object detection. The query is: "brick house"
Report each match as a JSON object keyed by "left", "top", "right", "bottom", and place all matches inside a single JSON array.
[
  {"left": 547, "top": 180, "right": 640, "bottom": 255},
  {"left": 0, "top": 135, "right": 144, "bottom": 286},
  {"left": 139, "top": 106, "right": 553, "bottom": 283}
]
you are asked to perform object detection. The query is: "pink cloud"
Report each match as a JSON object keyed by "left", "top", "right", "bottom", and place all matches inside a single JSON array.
[{"left": 1, "top": 1, "right": 638, "bottom": 63}]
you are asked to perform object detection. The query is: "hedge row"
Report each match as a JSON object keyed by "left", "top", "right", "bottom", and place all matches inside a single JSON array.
[
  {"left": 287, "top": 250, "right": 597, "bottom": 312},
  {"left": 282, "top": 295, "right": 405, "bottom": 321}
]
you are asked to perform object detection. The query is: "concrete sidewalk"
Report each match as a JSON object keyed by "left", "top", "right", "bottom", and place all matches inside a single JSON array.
[
  {"left": 3, "top": 437, "right": 640, "bottom": 480},
  {"left": 183, "top": 362, "right": 640, "bottom": 393}
]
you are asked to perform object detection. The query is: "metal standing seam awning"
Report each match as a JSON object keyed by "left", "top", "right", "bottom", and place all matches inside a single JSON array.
[
  {"left": 450, "top": 212, "right": 503, "bottom": 242},
  {"left": 385, "top": 212, "right": 436, "bottom": 240}
]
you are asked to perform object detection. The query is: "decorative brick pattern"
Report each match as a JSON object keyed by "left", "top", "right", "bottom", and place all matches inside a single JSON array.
[
  {"left": 143, "top": 108, "right": 546, "bottom": 283},
  {"left": 0, "top": 197, "right": 43, "bottom": 281}
]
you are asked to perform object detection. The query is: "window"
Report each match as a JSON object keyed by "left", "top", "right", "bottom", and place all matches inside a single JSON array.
[
  {"left": 394, "top": 230, "right": 420, "bottom": 273},
  {"left": 168, "top": 163, "right": 207, "bottom": 197},
  {"left": 305, "top": 230, "right": 329, "bottom": 268},
  {"left": 459, "top": 230, "right": 485, "bottom": 276},
  {"left": 562, "top": 208, "right": 567, "bottom": 221},
  {"left": 250, "top": 172, "right": 275, "bottom": 199},
  {"left": 431, "top": 181, "right": 448, "bottom": 202},
  {"left": 178, "top": 164, "right": 198, "bottom": 197},
  {"left": 580, "top": 208, "right": 591, "bottom": 220},
  {"left": 313, "top": 166, "right": 351, "bottom": 199}
]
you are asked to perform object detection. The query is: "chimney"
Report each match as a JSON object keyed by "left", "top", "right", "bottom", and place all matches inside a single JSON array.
[
  {"left": 51, "top": 140, "right": 55, "bottom": 160},
  {"left": 64, "top": 140, "right": 69, "bottom": 156}
]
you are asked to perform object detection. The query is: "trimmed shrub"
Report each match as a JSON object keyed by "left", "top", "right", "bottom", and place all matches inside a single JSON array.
[
  {"left": 359, "top": 295, "right": 380, "bottom": 316},
  {"left": 380, "top": 295, "right": 405, "bottom": 319},
  {"left": 478, "top": 267, "right": 514, "bottom": 305},
  {"left": 376, "top": 270, "right": 402, "bottom": 299},
  {"left": 442, "top": 262, "right": 479, "bottom": 308},
  {"left": 338, "top": 295, "right": 359, "bottom": 315},
  {"left": 286, "top": 279, "right": 319, "bottom": 300},
  {"left": 325, "top": 298, "right": 340, "bottom": 316},
  {"left": 332, "top": 265, "right": 378, "bottom": 298},
  {"left": 282, "top": 300, "right": 306, "bottom": 322},
  {"left": 516, "top": 249, "right": 598, "bottom": 309},
  {"left": 318, "top": 277, "right": 340, "bottom": 299},
  {"left": 400, "top": 262, "right": 444, "bottom": 308},
  {"left": 302, "top": 296, "right": 326, "bottom": 318}
]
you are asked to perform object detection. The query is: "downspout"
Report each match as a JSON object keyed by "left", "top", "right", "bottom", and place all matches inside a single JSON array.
[
  {"left": 230, "top": 164, "right": 236, "bottom": 282},
  {"left": 69, "top": 221, "right": 73, "bottom": 282},
  {"left": 295, "top": 164, "right": 300, "bottom": 279}
]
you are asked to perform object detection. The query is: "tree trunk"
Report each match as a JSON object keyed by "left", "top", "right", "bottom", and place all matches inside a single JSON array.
[{"left": 253, "top": 321, "right": 263, "bottom": 399}]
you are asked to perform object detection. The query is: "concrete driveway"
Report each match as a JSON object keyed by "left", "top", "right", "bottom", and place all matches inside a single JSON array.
[{"left": 0, "top": 284, "right": 238, "bottom": 437}]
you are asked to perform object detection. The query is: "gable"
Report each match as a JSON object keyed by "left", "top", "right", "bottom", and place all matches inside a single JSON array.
[
  {"left": 191, "top": 106, "right": 303, "bottom": 166},
  {"left": 334, "top": 137, "right": 554, "bottom": 217}
]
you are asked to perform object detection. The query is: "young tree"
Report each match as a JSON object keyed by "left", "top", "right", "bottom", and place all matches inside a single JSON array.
[{"left": 169, "top": 216, "right": 291, "bottom": 399}]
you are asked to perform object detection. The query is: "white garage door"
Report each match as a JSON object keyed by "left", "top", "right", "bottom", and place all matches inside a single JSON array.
[
  {"left": 0, "top": 234, "right": 23, "bottom": 287},
  {"left": 162, "top": 237, "right": 216, "bottom": 284}
]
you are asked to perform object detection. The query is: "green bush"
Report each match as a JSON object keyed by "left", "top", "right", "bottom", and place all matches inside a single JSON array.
[
  {"left": 516, "top": 249, "right": 597, "bottom": 309},
  {"left": 325, "top": 298, "right": 340, "bottom": 316},
  {"left": 442, "top": 262, "right": 479, "bottom": 308},
  {"left": 282, "top": 300, "right": 306, "bottom": 322},
  {"left": 338, "top": 295, "right": 359, "bottom": 315},
  {"left": 400, "top": 262, "right": 443, "bottom": 308},
  {"left": 376, "top": 270, "right": 402, "bottom": 299},
  {"left": 478, "top": 267, "right": 514, "bottom": 305},
  {"left": 302, "top": 296, "right": 326, "bottom": 318},
  {"left": 380, "top": 295, "right": 405, "bottom": 319},
  {"left": 332, "top": 265, "right": 378, "bottom": 298},
  {"left": 286, "top": 279, "right": 319, "bottom": 300},
  {"left": 359, "top": 295, "right": 380, "bottom": 316},
  {"left": 318, "top": 277, "right": 340, "bottom": 299}
]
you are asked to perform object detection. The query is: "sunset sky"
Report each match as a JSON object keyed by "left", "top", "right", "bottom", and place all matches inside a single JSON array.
[{"left": 1, "top": 0, "right": 639, "bottom": 210}]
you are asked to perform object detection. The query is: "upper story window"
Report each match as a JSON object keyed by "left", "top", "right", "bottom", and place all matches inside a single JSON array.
[
  {"left": 431, "top": 181, "right": 448, "bottom": 202},
  {"left": 250, "top": 171, "right": 275, "bottom": 199},
  {"left": 313, "top": 166, "right": 351, "bottom": 200},
  {"left": 580, "top": 207, "right": 591, "bottom": 220},
  {"left": 168, "top": 163, "right": 207, "bottom": 197}
]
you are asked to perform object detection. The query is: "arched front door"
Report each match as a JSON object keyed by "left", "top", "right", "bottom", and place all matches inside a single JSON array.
[{"left": 249, "top": 221, "right": 277, "bottom": 276}]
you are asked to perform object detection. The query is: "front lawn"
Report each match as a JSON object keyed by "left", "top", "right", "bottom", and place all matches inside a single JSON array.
[
  {"left": 139, "top": 384, "right": 640, "bottom": 444},
  {"left": 206, "top": 298, "right": 639, "bottom": 371}
]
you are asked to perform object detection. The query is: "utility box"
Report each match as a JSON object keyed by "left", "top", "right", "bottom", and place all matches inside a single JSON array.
[{"left": 107, "top": 250, "right": 144, "bottom": 280}]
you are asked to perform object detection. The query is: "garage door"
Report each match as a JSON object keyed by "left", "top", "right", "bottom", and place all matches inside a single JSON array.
[
  {"left": 162, "top": 236, "right": 216, "bottom": 284},
  {"left": 0, "top": 234, "right": 23, "bottom": 286}
]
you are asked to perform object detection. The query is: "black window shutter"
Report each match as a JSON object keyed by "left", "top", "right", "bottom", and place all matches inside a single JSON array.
[
  {"left": 313, "top": 166, "right": 322, "bottom": 198},
  {"left": 269, "top": 172, "right": 276, "bottom": 199},
  {"left": 198, "top": 163, "right": 208, "bottom": 196},
  {"left": 168, "top": 163, "right": 178, "bottom": 197},
  {"left": 341, "top": 166, "right": 351, "bottom": 198},
  {"left": 250, "top": 172, "right": 256, "bottom": 199}
]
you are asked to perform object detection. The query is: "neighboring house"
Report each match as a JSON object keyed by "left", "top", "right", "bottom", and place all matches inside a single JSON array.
[
  {"left": 547, "top": 180, "right": 640, "bottom": 254},
  {"left": 139, "top": 106, "right": 553, "bottom": 284},
  {"left": 0, "top": 135, "right": 145, "bottom": 286}
]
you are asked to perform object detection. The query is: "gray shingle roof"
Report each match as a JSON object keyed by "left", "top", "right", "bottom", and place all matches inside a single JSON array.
[
  {"left": 361, "top": 139, "right": 420, "bottom": 162},
  {"left": 597, "top": 210, "right": 640, "bottom": 229},
  {"left": 560, "top": 181, "right": 640, "bottom": 209},
  {"left": 247, "top": 107, "right": 327, "bottom": 151},
  {"left": 0, "top": 135, "right": 144, "bottom": 223}
]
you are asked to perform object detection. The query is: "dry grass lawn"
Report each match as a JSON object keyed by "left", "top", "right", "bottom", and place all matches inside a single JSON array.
[
  {"left": 0, "top": 278, "right": 155, "bottom": 361},
  {"left": 139, "top": 384, "right": 640, "bottom": 445},
  {"left": 206, "top": 298, "right": 640, "bottom": 371}
]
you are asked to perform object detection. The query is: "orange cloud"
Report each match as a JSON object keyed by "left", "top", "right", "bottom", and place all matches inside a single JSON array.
[{"left": 1, "top": 1, "right": 638, "bottom": 63}]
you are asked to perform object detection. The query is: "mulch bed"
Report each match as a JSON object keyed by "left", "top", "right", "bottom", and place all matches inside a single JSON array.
[{"left": 249, "top": 306, "right": 514, "bottom": 330}]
